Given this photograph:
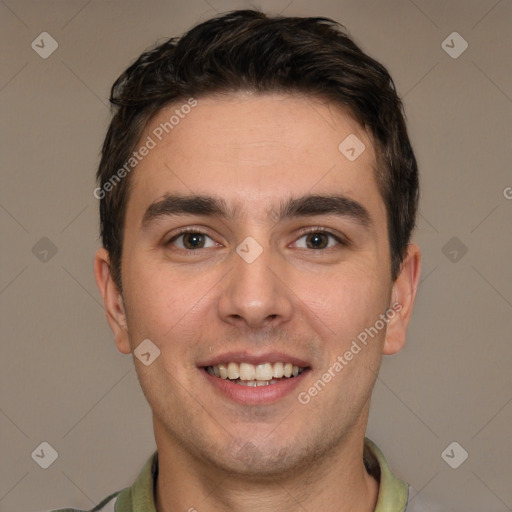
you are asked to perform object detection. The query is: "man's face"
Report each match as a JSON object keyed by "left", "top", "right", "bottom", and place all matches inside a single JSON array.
[{"left": 106, "top": 93, "right": 402, "bottom": 476}]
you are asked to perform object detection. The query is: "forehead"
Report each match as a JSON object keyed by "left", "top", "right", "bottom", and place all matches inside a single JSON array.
[{"left": 128, "top": 92, "right": 385, "bottom": 224}]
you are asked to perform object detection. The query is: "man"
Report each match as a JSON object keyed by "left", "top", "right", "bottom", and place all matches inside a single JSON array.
[{"left": 62, "top": 8, "right": 431, "bottom": 511}]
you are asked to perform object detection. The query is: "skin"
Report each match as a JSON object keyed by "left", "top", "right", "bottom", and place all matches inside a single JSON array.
[{"left": 95, "top": 92, "right": 421, "bottom": 512}]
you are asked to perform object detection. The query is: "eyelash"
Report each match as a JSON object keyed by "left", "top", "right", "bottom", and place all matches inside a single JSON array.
[{"left": 166, "top": 227, "right": 347, "bottom": 251}]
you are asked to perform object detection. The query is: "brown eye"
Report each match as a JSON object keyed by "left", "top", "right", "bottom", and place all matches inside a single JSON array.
[
  {"left": 305, "top": 232, "right": 329, "bottom": 249},
  {"left": 293, "top": 231, "right": 342, "bottom": 250},
  {"left": 169, "top": 231, "right": 216, "bottom": 250},
  {"left": 182, "top": 233, "right": 206, "bottom": 249}
]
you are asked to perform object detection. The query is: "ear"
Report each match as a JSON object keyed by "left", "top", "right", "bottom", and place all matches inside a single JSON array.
[
  {"left": 93, "top": 248, "right": 131, "bottom": 354},
  {"left": 383, "top": 243, "right": 421, "bottom": 355}
]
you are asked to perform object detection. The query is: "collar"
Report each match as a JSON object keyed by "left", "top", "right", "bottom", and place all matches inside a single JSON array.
[
  {"left": 365, "top": 438, "right": 409, "bottom": 511},
  {"left": 115, "top": 438, "right": 408, "bottom": 511}
]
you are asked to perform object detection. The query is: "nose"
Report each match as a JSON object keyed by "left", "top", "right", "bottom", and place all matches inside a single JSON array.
[{"left": 217, "top": 242, "right": 294, "bottom": 330}]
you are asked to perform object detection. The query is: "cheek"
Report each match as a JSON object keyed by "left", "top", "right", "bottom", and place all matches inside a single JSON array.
[
  {"left": 122, "top": 260, "right": 179, "bottom": 342},
  {"left": 295, "top": 263, "right": 390, "bottom": 345},
  {"left": 122, "top": 256, "right": 220, "bottom": 355}
]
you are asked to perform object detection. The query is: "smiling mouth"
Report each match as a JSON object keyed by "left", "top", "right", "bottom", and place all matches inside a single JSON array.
[{"left": 204, "top": 361, "right": 307, "bottom": 387}]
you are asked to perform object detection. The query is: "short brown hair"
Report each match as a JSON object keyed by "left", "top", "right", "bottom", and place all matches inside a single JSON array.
[{"left": 97, "top": 9, "right": 419, "bottom": 291}]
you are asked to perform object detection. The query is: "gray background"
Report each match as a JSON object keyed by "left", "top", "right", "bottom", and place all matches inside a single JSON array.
[{"left": 1, "top": 0, "right": 511, "bottom": 511}]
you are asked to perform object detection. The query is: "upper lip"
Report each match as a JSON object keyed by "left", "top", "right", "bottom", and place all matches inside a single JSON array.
[{"left": 198, "top": 351, "right": 311, "bottom": 368}]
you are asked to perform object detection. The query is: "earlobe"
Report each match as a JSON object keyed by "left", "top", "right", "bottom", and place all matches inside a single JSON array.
[
  {"left": 383, "top": 243, "right": 421, "bottom": 355},
  {"left": 93, "top": 248, "right": 131, "bottom": 355}
]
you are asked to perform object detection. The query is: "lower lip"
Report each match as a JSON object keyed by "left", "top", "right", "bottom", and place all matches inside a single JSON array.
[{"left": 201, "top": 368, "right": 310, "bottom": 405}]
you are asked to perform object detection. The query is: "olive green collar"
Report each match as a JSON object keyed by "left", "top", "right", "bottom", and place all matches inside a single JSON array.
[
  {"left": 115, "top": 438, "right": 408, "bottom": 511},
  {"left": 365, "top": 438, "right": 409, "bottom": 511}
]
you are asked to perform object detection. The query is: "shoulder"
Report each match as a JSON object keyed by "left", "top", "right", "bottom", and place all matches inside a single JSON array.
[
  {"left": 41, "top": 450, "right": 157, "bottom": 512},
  {"left": 41, "top": 491, "right": 120, "bottom": 512}
]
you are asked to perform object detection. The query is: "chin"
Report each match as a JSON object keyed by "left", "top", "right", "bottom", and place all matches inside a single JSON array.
[
  {"left": 199, "top": 434, "right": 329, "bottom": 481},
  {"left": 221, "top": 444, "right": 303, "bottom": 479}
]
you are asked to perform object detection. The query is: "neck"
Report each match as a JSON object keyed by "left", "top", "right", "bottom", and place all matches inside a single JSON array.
[{"left": 154, "top": 424, "right": 379, "bottom": 512}]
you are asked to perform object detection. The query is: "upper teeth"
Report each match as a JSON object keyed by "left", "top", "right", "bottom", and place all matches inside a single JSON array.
[{"left": 206, "top": 362, "right": 304, "bottom": 380}]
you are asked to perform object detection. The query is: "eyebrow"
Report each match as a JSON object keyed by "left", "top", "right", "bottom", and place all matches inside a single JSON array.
[{"left": 141, "top": 193, "right": 373, "bottom": 229}]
